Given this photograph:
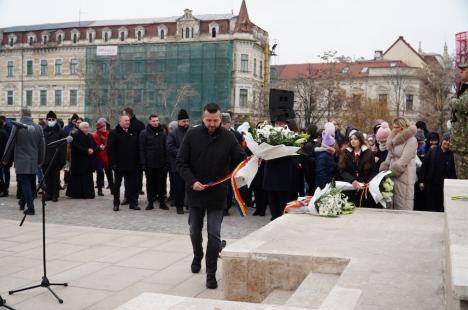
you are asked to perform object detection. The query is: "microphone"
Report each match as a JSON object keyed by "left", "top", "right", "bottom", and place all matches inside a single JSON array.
[
  {"left": 47, "top": 136, "right": 73, "bottom": 147},
  {"left": 11, "top": 121, "right": 28, "bottom": 129}
]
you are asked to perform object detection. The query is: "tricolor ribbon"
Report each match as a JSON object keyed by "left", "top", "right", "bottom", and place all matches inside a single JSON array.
[
  {"left": 358, "top": 184, "right": 369, "bottom": 208},
  {"left": 205, "top": 157, "right": 252, "bottom": 217}
]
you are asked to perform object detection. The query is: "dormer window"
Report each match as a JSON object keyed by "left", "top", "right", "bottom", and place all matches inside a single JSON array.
[
  {"left": 104, "top": 32, "right": 109, "bottom": 42},
  {"left": 56, "top": 31, "right": 64, "bottom": 44},
  {"left": 119, "top": 27, "right": 128, "bottom": 42},
  {"left": 185, "top": 28, "right": 190, "bottom": 39},
  {"left": 137, "top": 31, "right": 142, "bottom": 41},
  {"left": 135, "top": 27, "right": 145, "bottom": 41},
  {"left": 8, "top": 34, "right": 17, "bottom": 47},
  {"left": 158, "top": 25, "right": 167, "bottom": 40},
  {"left": 87, "top": 29, "right": 95, "bottom": 43},
  {"left": 209, "top": 22, "right": 219, "bottom": 38},
  {"left": 102, "top": 28, "right": 112, "bottom": 42},
  {"left": 212, "top": 28, "right": 217, "bottom": 38},
  {"left": 73, "top": 34, "right": 78, "bottom": 43},
  {"left": 160, "top": 29, "right": 165, "bottom": 39},
  {"left": 71, "top": 29, "right": 80, "bottom": 44},
  {"left": 42, "top": 35, "right": 48, "bottom": 44},
  {"left": 9, "top": 38, "right": 14, "bottom": 47},
  {"left": 27, "top": 33, "right": 37, "bottom": 46}
]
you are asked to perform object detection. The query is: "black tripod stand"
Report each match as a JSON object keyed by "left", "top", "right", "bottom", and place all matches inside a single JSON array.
[
  {"left": 0, "top": 295, "right": 15, "bottom": 310},
  {"left": 9, "top": 145, "right": 68, "bottom": 303}
]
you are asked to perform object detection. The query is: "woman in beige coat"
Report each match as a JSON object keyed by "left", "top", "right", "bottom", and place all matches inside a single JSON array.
[{"left": 380, "top": 117, "right": 417, "bottom": 210}]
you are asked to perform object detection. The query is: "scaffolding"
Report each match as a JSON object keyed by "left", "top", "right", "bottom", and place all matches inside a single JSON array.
[{"left": 84, "top": 41, "right": 233, "bottom": 125}]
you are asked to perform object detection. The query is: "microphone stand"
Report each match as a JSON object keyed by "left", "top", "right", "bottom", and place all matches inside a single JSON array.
[
  {"left": 0, "top": 295, "right": 14, "bottom": 310},
  {"left": 9, "top": 143, "right": 68, "bottom": 303}
]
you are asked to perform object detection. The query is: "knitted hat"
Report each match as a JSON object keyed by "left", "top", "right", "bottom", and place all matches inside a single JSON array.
[
  {"left": 177, "top": 109, "right": 189, "bottom": 121},
  {"left": 95, "top": 118, "right": 107, "bottom": 130},
  {"left": 323, "top": 122, "right": 336, "bottom": 137},
  {"left": 345, "top": 126, "right": 359, "bottom": 138},
  {"left": 372, "top": 119, "right": 384, "bottom": 134},
  {"left": 46, "top": 110, "right": 57, "bottom": 119},
  {"left": 442, "top": 132, "right": 450, "bottom": 141},
  {"left": 428, "top": 132, "right": 440, "bottom": 142},
  {"left": 221, "top": 113, "right": 231, "bottom": 124},
  {"left": 415, "top": 129, "right": 425, "bottom": 142},
  {"left": 321, "top": 131, "right": 336, "bottom": 147},
  {"left": 375, "top": 122, "right": 391, "bottom": 142}
]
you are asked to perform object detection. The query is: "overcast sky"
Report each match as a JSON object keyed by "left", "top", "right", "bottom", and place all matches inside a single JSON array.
[{"left": 1, "top": 0, "right": 467, "bottom": 64}]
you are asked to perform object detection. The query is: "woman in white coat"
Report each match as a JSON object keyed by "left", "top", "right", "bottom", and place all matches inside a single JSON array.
[{"left": 380, "top": 117, "right": 417, "bottom": 210}]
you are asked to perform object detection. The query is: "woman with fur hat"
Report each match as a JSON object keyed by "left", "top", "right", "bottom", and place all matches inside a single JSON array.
[
  {"left": 379, "top": 117, "right": 418, "bottom": 210},
  {"left": 92, "top": 118, "right": 113, "bottom": 196}
]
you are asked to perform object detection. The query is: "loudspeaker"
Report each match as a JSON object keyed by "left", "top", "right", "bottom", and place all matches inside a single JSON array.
[{"left": 269, "top": 89, "right": 295, "bottom": 121}]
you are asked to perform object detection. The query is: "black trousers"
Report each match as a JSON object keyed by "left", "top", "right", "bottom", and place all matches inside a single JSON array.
[
  {"left": 168, "top": 170, "right": 176, "bottom": 199},
  {"left": 17, "top": 174, "right": 36, "bottom": 210},
  {"left": 43, "top": 164, "right": 61, "bottom": 200},
  {"left": 145, "top": 167, "right": 166, "bottom": 202},
  {"left": 96, "top": 168, "right": 114, "bottom": 192},
  {"left": 113, "top": 170, "right": 138, "bottom": 206},
  {"left": 188, "top": 207, "right": 224, "bottom": 275},
  {"left": 253, "top": 188, "right": 268, "bottom": 215},
  {"left": 173, "top": 173, "right": 185, "bottom": 207},
  {"left": 268, "top": 190, "right": 294, "bottom": 220}
]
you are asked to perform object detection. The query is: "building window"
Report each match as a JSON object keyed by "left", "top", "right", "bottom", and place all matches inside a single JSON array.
[
  {"left": 7, "top": 91, "right": 14, "bottom": 105},
  {"left": 406, "top": 95, "right": 414, "bottom": 111},
  {"left": 378, "top": 94, "right": 388, "bottom": 104},
  {"left": 73, "top": 33, "right": 78, "bottom": 44},
  {"left": 57, "top": 34, "right": 63, "bottom": 44},
  {"left": 40, "top": 90, "right": 47, "bottom": 106},
  {"left": 7, "top": 61, "right": 13, "bottom": 77},
  {"left": 239, "top": 89, "right": 248, "bottom": 107},
  {"left": 40, "top": 60, "right": 48, "bottom": 76},
  {"left": 26, "top": 60, "right": 33, "bottom": 76},
  {"left": 137, "top": 31, "right": 142, "bottom": 41},
  {"left": 120, "top": 32, "right": 125, "bottom": 41},
  {"left": 134, "top": 60, "right": 143, "bottom": 74},
  {"left": 54, "top": 90, "right": 62, "bottom": 106},
  {"left": 212, "top": 27, "right": 217, "bottom": 38},
  {"left": 70, "top": 59, "right": 78, "bottom": 75},
  {"left": 185, "top": 28, "right": 190, "bottom": 39},
  {"left": 55, "top": 59, "right": 62, "bottom": 75},
  {"left": 240, "top": 54, "right": 249, "bottom": 72},
  {"left": 253, "top": 58, "right": 257, "bottom": 76},
  {"left": 160, "top": 29, "right": 165, "bottom": 39},
  {"left": 9, "top": 38, "right": 14, "bottom": 47},
  {"left": 88, "top": 33, "right": 93, "bottom": 43},
  {"left": 70, "top": 90, "right": 77, "bottom": 106},
  {"left": 29, "top": 37, "right": 34, "bottom": 45},
  {"left": 26, "top": 90, "right": 33, "bottom": 106},
  {"left": 104, "top": 32, "right": 109, "bottom": 42},
  {"left": 42, "top": 35, "right": 48, "bottom": 44},
  {"left": 101, "top": 63, "right": 109, "bottom": 75},
  {"left": 134, "top": 89, "right": 142, "bottom": 104},
  {"left": 260, "top": 61, "right": 263, "bottom": 79}
]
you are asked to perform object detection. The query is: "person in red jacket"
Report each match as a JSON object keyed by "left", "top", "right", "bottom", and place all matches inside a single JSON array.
[{"left": 92, "top": 118, "right": 113, "bottom": 196}]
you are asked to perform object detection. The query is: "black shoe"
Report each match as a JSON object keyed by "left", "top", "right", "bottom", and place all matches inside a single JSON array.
[
  {"left": 223, "top": 209, "right": 230, "bottom": 216},
  {"left": 25, "top": 208, "right": 35, "bottom": 215},
  {"left": 129, "top": 205, "right": 141, "bottom": 210},
  {"left": 176, "top": 206, "right": 184, "bottom": 214},
  {"left": 52, "top": 197, "right": 58, "bottom": 202},
  {"left": 191, "top": 256, "right": 203, "bottom": 273},
  {"left": 159, "top": 200, "right": 169, "bottom": 210},
  {"left": 145, "top": 202, "right": 154, "bottom": 210},
  {"left": 206, "top": 274, "right": 218, "bottom": 289},
  {"left": 98, "top": 189, "right": 104, "bottom": 196},
  {"left": 252, "top": 210, "right": 265, "bottom": 216},
  {"left": 113, "top": 205, "right": 119, "bottom": 211},
  {"left": 0, "top": 191, "right": 8, "bottom": 197},
  {"left": 18, "top": 201, "right": 25, "bottom": 211},
  {"left": 121, "top": 199, "right": 130, "bottom": 205}
]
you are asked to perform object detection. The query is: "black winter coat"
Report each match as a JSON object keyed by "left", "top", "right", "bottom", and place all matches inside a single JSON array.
[
  {"left": 176, "top": 124, "right": 245, "bottom": 209},
  {"left": 139, "top": 125, "right": 167, "bottom": 169},
  {"left": 70, "top": 130, "right": 99, "bottom": 174},
  {"left": 107, "top": 125, "right": 139, "bottom": 173},
  {"left": 167, "top": 125, "right": 188, "bottom": 172},
  {"left": 43, "top": 124, "right": 67, "bottom": 168},
  {"left": 338, "top": 146, "right": 377, "bottom": 184},
  {"left": 130, "top": 116, "right": 145, "bottom": 138},
  {"left": 263, "top": 156, "right": 298, "bottom": 192}
]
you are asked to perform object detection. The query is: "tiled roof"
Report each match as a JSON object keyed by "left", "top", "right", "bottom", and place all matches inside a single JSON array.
[
  {"left": 272, "top": 60, "right": 409, "bottom": 80},
  {"left": 1, "top": 14, "right": 236, "bottom": 32}
]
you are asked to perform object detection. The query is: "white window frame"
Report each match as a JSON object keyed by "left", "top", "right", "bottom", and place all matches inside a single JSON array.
[
  {"left": 25, "top": 89, "right": 33, "bottom": 106},
  {"left": 55, "top": 59, "right": 63, "bottom": 76},
  {"left": 40, "top": 59, "right": 48, "bottom": 76},
  {"left": 102, "top": 28, "right": 112, "bottom": 43},
  {"left": 158, "top": 25, "right": 168, "bottom": 40},
  {"left": 118, "top": 27, "right": 128, "bottom": 42},
  {"left": 54, "top": 89, "right": 62, "bottom": 106},
  {"left": 6, "top": 90, "right": 14, "bottom": 106},
  {"left": 209, "top": 22, "right": 219, "bottom": 38},
  {"left": 69, "top": 88, "right": 78, "bottom": 106},
  {"left": 86, "top": 28, "right": 96, "bottom": 43},
  {"left": 56, "top": 30, "right": 64, "bottom": 45},
  {"left": 39, "top": 89, "right": 48, "bottom": 106},
  {"left": 135, "top": 26, "right": 145, "bottom": 41}
]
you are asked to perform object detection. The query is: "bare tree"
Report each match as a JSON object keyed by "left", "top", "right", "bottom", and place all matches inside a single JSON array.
[
  {"left": 341, "top": 95, "right": 394, "bottom": 133},
  {"left": 418, "top": 59, "right": 455, "bottom": 133},
  {"left": 171, "top": 84, "right": 199, "bottom": 120},
  {"left": 387, "top": 67, "right": 410, "bottom": 117}
]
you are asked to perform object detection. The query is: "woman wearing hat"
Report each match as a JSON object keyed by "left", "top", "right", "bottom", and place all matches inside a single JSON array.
[
  {"left": 379, "top": 117, "right": 417, "bottom": 210},
  {"left": 92, "top": 118, "right": 113, "bottom": 196}
]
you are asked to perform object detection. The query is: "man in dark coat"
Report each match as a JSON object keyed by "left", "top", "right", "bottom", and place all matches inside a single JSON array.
[
  {"left": 140, "top": 114, "right": 168, "bottom": 211},
  {"left": 107, "top": 114, "right": 140, "bottom": 211},
  {"left": 419, "top": 133, "right": 457, "bottom": 212},
  {"left": 0, "top": 117, "right": 8, "bottom": 196},
  {"left": 176, "top": 103, "right": 245, "bottom": 290},
  {"left": 42, "top": 111, "right": 67, "bottom": 202},
  {"left": 66, "top": 122, "right": 98, "bottom": 199},
  {"left": 123, "top": 107, "right": 145, "bottom": 200},
  {"left": 167, "top": 109, "right": 190, "bottom": 215},
  {"left": 2, "top": 108, "right": 45, "bottom": 215},
  {"left": 0, "top": 115, "right": 12, "bottom": 196}
]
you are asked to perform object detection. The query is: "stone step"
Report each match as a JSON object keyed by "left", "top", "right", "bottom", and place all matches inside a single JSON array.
[
  {"left": 286, "top": 272, "right": 339, "bottom": 309},
  {"left": 318, "top": 286, "right": 362, "bottom": 310},
  {"left": 262, "top": 289, "right": 295, "bottom": 305}
]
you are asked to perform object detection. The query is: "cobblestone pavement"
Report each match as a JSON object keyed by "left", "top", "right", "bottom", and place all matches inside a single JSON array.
[{"left": 0, "top": 178, "right": 271, "bottom": 239}]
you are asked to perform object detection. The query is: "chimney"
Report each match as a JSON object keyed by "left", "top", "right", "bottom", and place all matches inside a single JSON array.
[{"left": 374, "top": 50, "right": 383, "bottom": 60}]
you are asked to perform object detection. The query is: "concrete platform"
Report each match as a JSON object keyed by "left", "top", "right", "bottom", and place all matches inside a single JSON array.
[{"left": 222, "top": 208, "right": 445, "bottom": 310}]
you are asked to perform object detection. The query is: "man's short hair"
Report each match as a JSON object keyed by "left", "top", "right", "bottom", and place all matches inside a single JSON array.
[
  {"left": 21, "top": 108, "right": 32, "bottom": 118},
  {"left": 203, "top": 103, "right": 221, "bottom": 114},
  {"left": 149, "top": 114, "right": 159, "bottom": 120},
  {"left": 123, "top": 107, "right": 134, "bottom": 117}
]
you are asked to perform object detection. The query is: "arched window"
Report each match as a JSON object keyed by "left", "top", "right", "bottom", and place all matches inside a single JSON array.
[
  {"left": 120, "top": 32, "right": 125, "bottom": 41},
  {"left": 73, "top": 33, "right": 78, "bottom": 43},
  {"left": 137, "top": 31, "right": 142, "bottom": 41},
  {"left": 9, "top": 38, "right": 14, "bottom": 47},
  {"left": 104, "top": 32, "right": 109, "bottom": 42},
  {"left": 211, "top": 27, "right": 217, "bottom": 38},
  {"left": 29, "top": 37, "right": 34, "bottom": 45},
  {"left": 185, "top": 27, "right": 190, "bottom": 39},
  {"left": 160, "top": 29, "right": 165, "bottom": 39},
  {"left": 57, "top": 35, "right": 62, "bottom": 44},
  {"left": 88, "top": 33, "right": 93, "bottom": 43}
]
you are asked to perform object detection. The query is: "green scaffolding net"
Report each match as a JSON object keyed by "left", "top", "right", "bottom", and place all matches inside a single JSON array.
[{"left": 84, "top": 41, "right": 233, "bottom": 125}]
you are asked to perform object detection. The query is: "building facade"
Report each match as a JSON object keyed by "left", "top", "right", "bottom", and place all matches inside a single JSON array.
[{"left": 0, "top": 0, "right": 269, "bottom": 123}]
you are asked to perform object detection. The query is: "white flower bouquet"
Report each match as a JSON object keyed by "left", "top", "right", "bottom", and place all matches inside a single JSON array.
[
  {"left": 309, "top": 181, "right": 355, "bottom": 217},
  {"left": 251, "top": 121, "right": 309, "bottom": 147}
]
